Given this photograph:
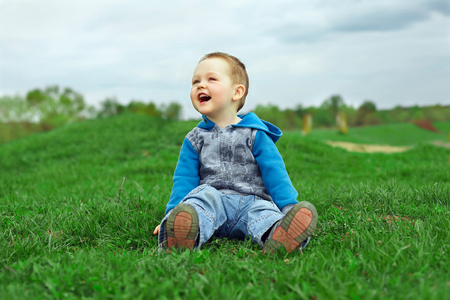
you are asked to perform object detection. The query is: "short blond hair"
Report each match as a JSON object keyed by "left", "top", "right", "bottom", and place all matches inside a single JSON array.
[{"left": 199, "top": 52, "right": 249, "bottom": 112}]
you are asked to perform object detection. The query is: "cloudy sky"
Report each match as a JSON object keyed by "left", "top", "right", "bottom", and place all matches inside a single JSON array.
[{"left": 1, "top": 0, "right": 449, "bottom": 119}]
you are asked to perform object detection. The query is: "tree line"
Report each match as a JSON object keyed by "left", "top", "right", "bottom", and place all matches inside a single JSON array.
[
  {"left": 253, "top": 95, "right": 449, "bottom": 130},
  {"left": 0, "top": 86, "right": 182, "bottom": 124},
  {"left": 1, "top": 86, "right": 449, "bottom": 143},
  {"left": 0, "top": 86, "right": 182, "bottom": 143}
]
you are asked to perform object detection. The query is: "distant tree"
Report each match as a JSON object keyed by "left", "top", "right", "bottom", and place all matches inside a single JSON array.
[
  {"left": 127, "top": 101, "right": 146, "bottom": 115},
  {"left": 127, "top": 101, "right": 162, "bottom": 117},
  {"left": 320, "top": 94, "right": 350, "bottom": 129},
  {"left": 356, "top": 100, "right": 379, "bottom": 126},
  {"left": 408, "top": 106, "right": 425, "bottom": 121},
  {"left": 161, "top": 102, "right": 182, "bottom": 120},
  {"left": 307, "top": 106, "right": 334, "bottom": 127},
  {"left": 294, "top": 104, "right": 306, "bottom": 117},
  {"left": 0, "top": 95, "right": 29, "bottom": 122},
  {"left": 321, "top": 94, "right": 345, "bottom": 117},
  {"left": 390, "top": 106, "right": 409, "bottom": 123},
  {"left": 254, "top": 104, "right": 287, "bottom": 128},
  {"left": 144, "top": 102, "right": 162, "bottom": 117},
  {"left": 284, "top": 108, "right": 301, "bottom": 130},
  {"left": 26, "top": 88, "right": 50, "bottom": 122},
  {"left": 340, "top": 105, "right": 357, "bottom": 126},
  {"left": 25, "top": 85, "right": 88, "bottom": 128},
  {"left": 97, "top": 97, "right": 125, "bottom": 118},
  {"left": 376, "top": 110, "right": 394, "bottom": 124},
  {"left": 59, "top": 87, "right": 85, "bottom": 113},
  {"left": 423, "top": 105, "right": 450, "bottom": 122},
  {"left": 358, "top": 101, "right": 377, "bottom": 113}
]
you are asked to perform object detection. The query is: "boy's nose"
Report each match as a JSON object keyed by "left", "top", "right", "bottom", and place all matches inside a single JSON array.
[{"left": 198, "top": 81, "right": 206, "bottom": 88}]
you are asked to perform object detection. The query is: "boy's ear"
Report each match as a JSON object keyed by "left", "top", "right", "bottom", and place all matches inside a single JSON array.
[{"left": 232, "top": 84, "right": 246, "bottom": 102}]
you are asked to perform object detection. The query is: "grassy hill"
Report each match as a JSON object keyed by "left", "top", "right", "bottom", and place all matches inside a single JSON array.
[{"left": 0, "top": 115, "right": 449, "bottom": 299}]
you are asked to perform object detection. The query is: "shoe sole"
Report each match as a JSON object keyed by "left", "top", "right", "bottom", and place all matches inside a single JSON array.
[
  {"left": 264, "top": 201, "right": 318, "bottom": 253},
  {"left": 166, "top": 203, "right": 199, "bottom": 250}
]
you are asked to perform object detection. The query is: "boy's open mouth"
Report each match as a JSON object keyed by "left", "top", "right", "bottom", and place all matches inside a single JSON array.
[{"left": 199, "top": 94, "right": 211, "bottom": 103}]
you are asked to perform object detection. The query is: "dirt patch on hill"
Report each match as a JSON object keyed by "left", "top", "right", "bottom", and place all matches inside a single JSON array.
[
  {"left": 326, "top": 141, "right": 412, "bottom": 153},
  {"left": 433, "top": 140, "right": 450, "bottom": 148}
]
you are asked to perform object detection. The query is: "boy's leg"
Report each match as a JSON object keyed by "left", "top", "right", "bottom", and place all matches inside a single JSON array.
[
  {"left": 240, "top": 197, "right": 285, "bottom": 247},
  {"left": 263, "top": 201, "right": 318, "bottom": 253},
  {"left": 159, "top": 185, "right": 227, "bottom": 250}
]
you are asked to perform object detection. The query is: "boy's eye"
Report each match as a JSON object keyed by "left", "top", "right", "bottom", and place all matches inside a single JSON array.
[
  {"left": 192, "top": 80, "right": 200, "bottom": 85},
  {"left": 209, "top": 77, "right": 216, "bottom": 81}
]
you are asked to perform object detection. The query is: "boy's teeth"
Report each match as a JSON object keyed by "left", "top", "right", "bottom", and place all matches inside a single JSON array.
[{"left": 199, "top": 94, "right": 211, "bottom": 102}]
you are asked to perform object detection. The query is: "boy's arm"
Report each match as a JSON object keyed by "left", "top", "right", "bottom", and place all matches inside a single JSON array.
[
  {"left": 164, "top": 137, "right": 200, "bottom": 214},
  {"left": 252, "top": 130, "right": 299, "bottom": 210}
]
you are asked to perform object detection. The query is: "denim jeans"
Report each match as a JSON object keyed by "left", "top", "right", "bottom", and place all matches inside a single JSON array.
[{"left": 158, "top": 184, "right": 285, "bottom": 248}]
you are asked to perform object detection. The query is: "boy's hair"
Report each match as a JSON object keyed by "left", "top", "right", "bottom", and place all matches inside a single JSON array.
[{"left": 199, "top": 52, "right": 249, "bottom": 112}]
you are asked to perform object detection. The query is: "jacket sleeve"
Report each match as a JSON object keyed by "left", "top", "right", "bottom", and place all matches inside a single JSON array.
[
  {"left": 252, "top": 130, "right": 299, "bottom": 210},
  {"left": 165, "top": 137, "right": 200, "bottom": 214}
]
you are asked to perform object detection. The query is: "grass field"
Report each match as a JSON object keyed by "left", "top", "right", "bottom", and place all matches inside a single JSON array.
[{"left": 1, "top": 115, "right": 449, "bottom": 299}]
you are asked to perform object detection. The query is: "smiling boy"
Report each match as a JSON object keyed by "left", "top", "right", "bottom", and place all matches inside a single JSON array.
[{"left": 153, "top": 52, "right": 318, "bottom": 253}]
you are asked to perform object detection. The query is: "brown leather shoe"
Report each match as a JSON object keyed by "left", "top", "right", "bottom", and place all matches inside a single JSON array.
[
  {"left": 263, "top": 201, "right": 318, "bottom": 253},
  {"left": 166, "top": 203, "right": 199, "bottom": 251}
]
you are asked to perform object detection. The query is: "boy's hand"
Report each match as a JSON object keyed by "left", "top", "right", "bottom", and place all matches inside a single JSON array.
[{"left": 153, "top": 225, "right": 160, "bottom": 235}]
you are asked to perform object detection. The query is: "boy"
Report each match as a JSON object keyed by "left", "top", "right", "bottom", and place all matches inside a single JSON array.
[{"left": 153, "top": 52, "right": 317, "bottom": 253}]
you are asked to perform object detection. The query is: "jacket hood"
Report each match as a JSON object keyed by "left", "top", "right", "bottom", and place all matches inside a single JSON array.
[{"left": 198, "top": 112, "right": 282, "bottom": 143}]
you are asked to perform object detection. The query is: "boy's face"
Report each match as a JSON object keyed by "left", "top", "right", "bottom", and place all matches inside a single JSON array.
[{"left": 190, "top": 58, "right": 241, "bottom": 120}]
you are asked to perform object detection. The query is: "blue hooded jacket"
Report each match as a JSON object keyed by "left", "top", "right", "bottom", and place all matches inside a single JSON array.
[{"left": 165, "top": 112, "right": 299, "bottom": 214}]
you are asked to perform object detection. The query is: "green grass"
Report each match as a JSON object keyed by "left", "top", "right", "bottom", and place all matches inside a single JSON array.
[
  {"left": 435, "top": 121, "right": 450, "bottom": 135},
  {"left": 1, "top": 115, "right": 449, "bottom": 299}
]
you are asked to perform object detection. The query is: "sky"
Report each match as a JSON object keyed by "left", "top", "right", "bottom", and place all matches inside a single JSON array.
[{"left": 1, "top": 0, "right": 449, "bottom": 119}]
